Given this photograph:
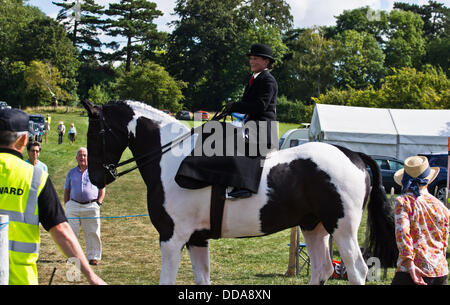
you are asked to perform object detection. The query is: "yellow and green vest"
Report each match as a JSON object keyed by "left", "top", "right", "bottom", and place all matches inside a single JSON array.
[{"left": 0, "top": 152, "right": 48, "bottom": 285}]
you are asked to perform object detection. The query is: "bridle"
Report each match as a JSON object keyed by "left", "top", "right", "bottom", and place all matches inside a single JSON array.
[{"left": 96, "top": 105, "right": 228, "bottom": 181}]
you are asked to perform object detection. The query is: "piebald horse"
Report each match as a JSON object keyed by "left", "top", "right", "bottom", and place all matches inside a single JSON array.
[{"left": 81, "top": 99, "right": 397, "bottom": 285}]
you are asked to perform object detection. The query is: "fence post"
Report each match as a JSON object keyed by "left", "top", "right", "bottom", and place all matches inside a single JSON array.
[
  {"left": 446, "top": 137, "right": 449, "bottom": 208},
  {"left": 286, "top": 227, "right": 298, "bottom": 277},
  {"left": 0, "top": 214, "right": 9, "bottom": 285}
]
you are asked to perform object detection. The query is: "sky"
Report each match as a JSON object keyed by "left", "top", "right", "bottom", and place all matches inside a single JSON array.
[
  {"left": 26, "top": 0, "right": 449, "bottom": 48},
  {"left": 27, "top": 0, "right": 450, "bottom": 33}
]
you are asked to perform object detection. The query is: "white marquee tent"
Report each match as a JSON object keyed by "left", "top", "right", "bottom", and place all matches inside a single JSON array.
[{"left": 309, "top": 104, "right": 450, "bottom": 161}]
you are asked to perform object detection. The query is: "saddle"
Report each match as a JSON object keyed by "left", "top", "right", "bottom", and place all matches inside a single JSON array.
[{"left": 174, "top": 121, "right": 264, "bottom": 193}]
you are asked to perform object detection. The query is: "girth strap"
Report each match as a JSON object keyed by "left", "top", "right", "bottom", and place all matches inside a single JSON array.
[{"left": 209, "top": 185, "right": 226, "bottom": 239}]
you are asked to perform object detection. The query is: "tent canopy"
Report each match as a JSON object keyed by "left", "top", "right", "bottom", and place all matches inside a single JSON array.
[{"left": 309, "top": 104, "right": 450, "bottom": 160}]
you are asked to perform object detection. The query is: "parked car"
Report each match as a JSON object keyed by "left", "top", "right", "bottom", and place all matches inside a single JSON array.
[
  {"left": 279, "top": 128, "right": 309, "bottom": 149},
  {"left": 419, "top": 153, "right": 448, "bottom": 203},
  {"left": 176, "top": 110, "right": 192, "bottom": 120},
  {"left": 29, "top": 114, "right": 45, "bottom": 142},
  {"left": 194, "top": 110, "right": 209, "bottom": 121},
  {"left": 28, "top": 121, "right": 37, "bottom": 142},
  {"left": 369, "top": 155, "right": 404, "bottom": 193}
]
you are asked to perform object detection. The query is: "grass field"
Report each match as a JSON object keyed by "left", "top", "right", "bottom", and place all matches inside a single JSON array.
[{"left": 23, "top": 106, "right": 447, "bottom": 286}]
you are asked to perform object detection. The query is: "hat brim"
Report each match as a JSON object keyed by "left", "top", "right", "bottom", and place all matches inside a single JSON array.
[
  {"left": 247, "top": 53, "right": 275, "bottom": 62},
  {"left": 394, "top": 167, "right": 440, "bottom": 186}
]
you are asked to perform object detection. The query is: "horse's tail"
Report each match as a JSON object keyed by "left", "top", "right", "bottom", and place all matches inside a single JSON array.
[{"left": 359, "top": 153, "right": 398, "bottom": 268}]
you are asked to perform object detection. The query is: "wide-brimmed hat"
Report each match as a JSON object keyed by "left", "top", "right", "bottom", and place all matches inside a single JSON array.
[
  {"left": 394, "top": 156, "right": 440, "bottom": 187},
  {"left": 247, "top": 43, "right": 274, "bottom": 62}
]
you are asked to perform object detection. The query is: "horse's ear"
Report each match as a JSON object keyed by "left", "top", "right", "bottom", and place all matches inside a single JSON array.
[{"left": 81, "top": 99, "right": 100, "bottom": 118}]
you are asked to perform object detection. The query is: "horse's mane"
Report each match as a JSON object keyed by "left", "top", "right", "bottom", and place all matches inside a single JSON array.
[{"left": 110, "top": 100, "right": 188, "bottom": 131}]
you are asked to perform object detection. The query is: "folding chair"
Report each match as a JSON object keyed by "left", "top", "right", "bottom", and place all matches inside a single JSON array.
[
  {"left": 296, "top": 241, "right": 310, "bottom": 276},
  {"left": 293, "top": 226, "right": 310, "bottom": 276}
]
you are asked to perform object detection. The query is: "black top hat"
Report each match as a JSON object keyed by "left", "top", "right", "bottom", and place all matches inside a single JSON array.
[
  {"left": 0, "top": 108, "right": 29, "bottom": 132},
  {"left": 247, "top": 43, "right": 274, "bottom": 62}
]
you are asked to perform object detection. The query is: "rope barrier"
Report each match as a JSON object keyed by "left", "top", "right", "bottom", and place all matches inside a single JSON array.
[{"left": 67, "top": 214, "right": 149, "bottom": 220}]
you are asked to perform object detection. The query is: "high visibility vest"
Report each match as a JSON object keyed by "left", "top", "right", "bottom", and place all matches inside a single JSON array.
[{"left": 0, "top": 152, "right": 48, "bottom": 285}]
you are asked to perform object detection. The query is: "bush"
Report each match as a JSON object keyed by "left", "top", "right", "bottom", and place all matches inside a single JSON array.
[
  {"left": 115, "top": 61, "right": 187, "bottom": 112},
  {"left": 276, "top": 96, "right": 305, "bottom": 123},
  {"left": 88, "top": 84, "right": 110, "bottom": 105}
]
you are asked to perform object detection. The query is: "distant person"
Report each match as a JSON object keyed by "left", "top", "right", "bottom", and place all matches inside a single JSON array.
[
  {"left": 43, "top": 119, "right": 50, "bottom": 144},
  {"left": 0, "top": 108, "right": 106, "bottom": 285},
  {"left": 391, "top": 155, "right": 449, "bottom": 285},
  {"left": 57, "top": 121, "right": 65, "bottom": 144},
  {"left": 68, "top": 123, "right": 77, "bottom": 145},
  {"left": 64, "top": 147, "right": 105, "bottom": 266},
  {"left": 26, "top": 141, "right": 48, "bottom": 172}
]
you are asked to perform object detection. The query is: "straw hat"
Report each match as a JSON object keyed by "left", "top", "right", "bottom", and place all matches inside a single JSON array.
[{"left": 394, "top": 156, "right": 440, "bottom": 186}]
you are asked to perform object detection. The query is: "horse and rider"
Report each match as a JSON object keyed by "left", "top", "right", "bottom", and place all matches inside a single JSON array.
[{"left": 79, "top": 43, "right": 398, "bottom": 285}]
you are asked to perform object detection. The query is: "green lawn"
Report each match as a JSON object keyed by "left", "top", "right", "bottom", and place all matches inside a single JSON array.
[{"left": 25, "top": 106, "right": 446, "bottom": 286}]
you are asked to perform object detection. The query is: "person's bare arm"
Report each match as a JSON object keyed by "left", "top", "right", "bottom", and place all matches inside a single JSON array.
[
  {"left": 64, "top": 188, "right": 70, "bottom": 204},
  {"left": 97, "top": 188, "right": 105, "bottom": 204},
  {"left": 49, "top": 222, "right": 106, "bottom": 285}
]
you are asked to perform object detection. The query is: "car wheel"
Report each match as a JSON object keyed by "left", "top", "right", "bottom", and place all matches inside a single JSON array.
[{"left": 434, "top": 183, "right": 447, "bottom": 203}]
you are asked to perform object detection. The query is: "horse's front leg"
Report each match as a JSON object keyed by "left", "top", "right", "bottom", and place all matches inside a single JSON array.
[
  {"left": 159, "top": 237, "right": 185, "bottom": 285},
  {"left": 187, "top": 242, "right": 211, "bottom": 285}
]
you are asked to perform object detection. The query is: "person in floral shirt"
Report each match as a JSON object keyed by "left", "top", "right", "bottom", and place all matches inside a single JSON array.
[{"left": 391, "top": 155, "right": 449, "bottom": 285}]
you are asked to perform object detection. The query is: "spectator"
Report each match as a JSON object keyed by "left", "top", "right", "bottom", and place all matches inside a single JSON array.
[
  {"left": 57, "top": 121, "right": 65, "bottom": 144},
  {"left": 26, "top": 141, "right": 48, "bottom": 173},
  {"left": 0, "top": 108, "right": 105, "bottom": 285},
  {"left": 391, "top": 155, "right": 449, "bottom": 285},
  {"left": 43, "top": 119, "right": 50, "bottom": 144},
  {"left": 64, "top": 147, "right": 105, "bottom": 266},
  {"left": 68, "top": 123, "right": 77, "bottom": 145}
]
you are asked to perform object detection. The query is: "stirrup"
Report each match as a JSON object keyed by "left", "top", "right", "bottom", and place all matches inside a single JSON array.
[{"left": 225, "top": 188, "right": 252, "bottom": 199}]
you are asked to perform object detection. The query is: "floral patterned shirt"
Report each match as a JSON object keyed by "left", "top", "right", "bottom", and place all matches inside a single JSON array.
[{"left": 394, "top": 190, "right": 449, "bottom": 277}]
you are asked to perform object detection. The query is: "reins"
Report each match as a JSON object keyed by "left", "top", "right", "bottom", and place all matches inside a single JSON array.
[{"left": 99, "top": 105, "right": 228, "bottom": 180}]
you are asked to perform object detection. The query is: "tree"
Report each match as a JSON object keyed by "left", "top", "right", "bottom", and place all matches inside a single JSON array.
[
  {"left": 53, "top": 0, "right": 105, "bottom": 58},
  {"left": 334, "top": 30, "right": 386, "bottom": 89},
  {"left": 114, "top": 61, "right": 186, "bottom": 112},
  {"left": 24, "top": 60, "right": 70, "bottom": 106},
  {"left": 0, "top": 60, "right": 28, "bottom": 107},
  {"left": 311, "top": 66, "right": 449, "bottom": 110},
  {"left": 77, "top": 58, "right": 118, "bottom": 100},
  {"left": 290, "top": 28, "right": 335, "bottom": 100},
  {"left": 394, "top": 1, "right": 449, "bottom": 40},
  {"left": 333, "top": 6, "right": 389, "bottom": 44},
  {"left": 240, "top": 0, "right": 293, "bottom": 32},
  {"left": 424, "top": 36, "right": 450, "bottom": 76},
  {"left": 394, "top": 1, "right": 450, "bottom": 75},
  {"left": 166, "top": 0, "right": 290, "bottom": 110},
  {"left": 0, "top": 1, "right": 79, "bottom": 106},
  {"left": 380, "top": 66, "right": 449, "bottom": 109},
  {"left": 88, "top": 84, "right": 111, "bottom": 105},
  {"left": 103, "top": 0, "right": 163, "bottom": 72},
  {"left": 385, "top": 10, "right": 426, "bottom": 69}
]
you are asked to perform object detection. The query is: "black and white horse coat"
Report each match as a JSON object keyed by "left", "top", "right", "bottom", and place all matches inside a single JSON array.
[{"left": 82, "top": 100, "right": 397, "bottom": 285}]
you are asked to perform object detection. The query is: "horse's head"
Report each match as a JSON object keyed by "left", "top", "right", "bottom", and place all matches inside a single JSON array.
[{"left": 81, "top": 99, "right": 134, "bottom": 188}]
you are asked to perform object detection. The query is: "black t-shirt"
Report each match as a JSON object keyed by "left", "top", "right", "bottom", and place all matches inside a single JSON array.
[
  {"left": 0, "top": 148, "right": 67, "bottom": 231},
  {"left": 38, "top": 176, "right": 67, "bottom": 231}
]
